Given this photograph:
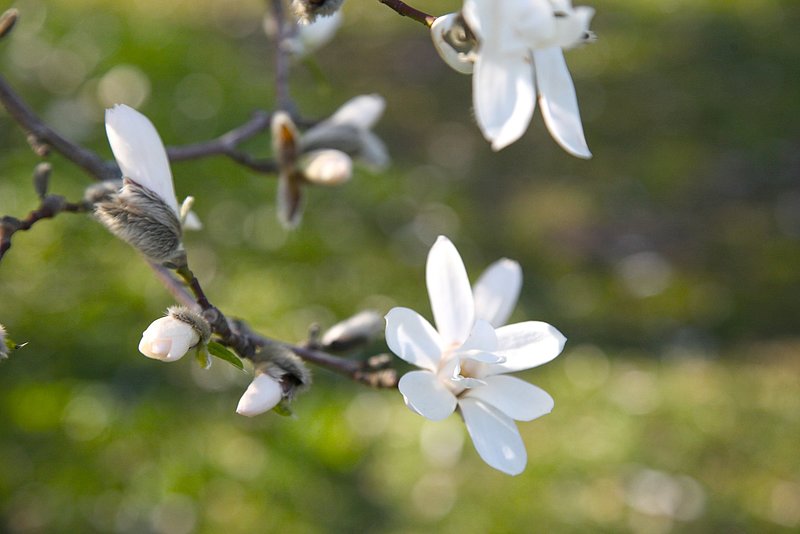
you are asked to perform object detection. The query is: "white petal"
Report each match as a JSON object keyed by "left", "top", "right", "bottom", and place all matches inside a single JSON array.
[
  {"left": 459, "top": 397, "right": 527, "bottom": 475},
  {"left": 489, "top": 321, "right": 567, "bottom": 374},
  {"left": 385, "top": 307, "right": 443, "bottom": 371},
  {"left": 458, "top": 318, "right": 498, "bottom": 353},
  {"left": 430, "top": 13, "right": 474, "bottom": 75},
  {"left": 426, "top": 236, "right": 475, "bottom": 346},
  {"left": 357, "top": 130, "right": 390, "bottom": 171},
  {"left": 473, "top": 258, "right": 522, "bottom": 327},
  {"left": 554, "top": 7, "right": 595, "bottom": 49},
  {"left": 105, "top": 104, "right": 180, "bottom": 216},
  {"left": 462, "top": 375, "right": 554, "bottom": 421},
  {"left": 328, "top": 94, "right": 385, "bottom": 130},
  {"left": 236, "top": 374, "right": 283, "bottom": 417},
  {"left": 472, "top": 51, "right": 536, "bottom": 151},
  {"left": 398, "top": 370, "right": 457, "bottom": 421},
  {"left": 534, "top": 47, "right": 591, "bottom": 159},
  {"left": 291, "top": 10, "right": 342, "bottom": 57}
]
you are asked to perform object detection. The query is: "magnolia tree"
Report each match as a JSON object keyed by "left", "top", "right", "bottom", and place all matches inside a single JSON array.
[{"left": 0, "top": 0, "right": 595, "bottom": 476}]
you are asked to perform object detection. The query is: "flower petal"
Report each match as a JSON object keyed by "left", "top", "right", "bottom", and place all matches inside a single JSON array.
[
  {"left": 385, "top": 307, "right": 443, "bottom": 371},
  {"left": 459, "top": 397, "right": 527, "bottom": 475},
  {"left": 462, "top": 375, "right": 554, "bottom": 421},
  {"left": 356, "top": 130, "right": 390, "bottom": 171},
  {"left": 426, "top": 236, "right": 475, "bottom": 346},
  {"left": 459, "top": 318, "right": 498, "bottom": 353},
  {"left": 399, "top": 370, "right": 457, "bottom": 421},
  {"left": 430, "top": 13, "right": 474, "bottom": 75},
  {"left": 473, "top": 258, "right": 522, "bottom": 327},
  {"left": 472, "top": 50, "right": 536, "bottom": 151},
  {"left": 489, "top": 321, "right": 567, "bottom": 374},
  {"left": 236, "top": 374, "right": 283, "bottom": 417},
  {"left": 328, "top": 94, "right": 385, "bottom": 130},
  {"left": 105, "top": 104, "right": 180, "bottom": 215},
  {"left": 534, "top": 47, "right": 591, "bottom": 159}
]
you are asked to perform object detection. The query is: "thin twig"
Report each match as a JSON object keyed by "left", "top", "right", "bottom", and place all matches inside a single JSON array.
[
  {"left": 271, "top": 0, "right": 294, "bottom": 112},
  {"left": 0, "top": 195, "right": 87, "bottom": 263},
  {"left": 377, "top": 0, "right": 436, "bottom": 27}
]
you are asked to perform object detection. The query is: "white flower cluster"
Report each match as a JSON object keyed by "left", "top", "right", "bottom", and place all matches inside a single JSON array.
[{"left": 432, "top": 0, "right": 595, "bottom": 156}]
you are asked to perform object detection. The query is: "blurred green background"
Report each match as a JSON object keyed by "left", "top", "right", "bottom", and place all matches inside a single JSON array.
[{"left": 1, "top": 0, "right": 799, "bottom": 532}]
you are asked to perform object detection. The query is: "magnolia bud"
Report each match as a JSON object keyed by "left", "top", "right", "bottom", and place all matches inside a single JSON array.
[
  {"left": 320, "top": 310, "right": 384, "bottom": 351},
  {"left": 290, "top": 0, "right": 345, "bottom": 24},
  {"left": 95, "top": 178, "right": 186, "bottom": 266},
  {"left": 236, "top": 373, "right": 284, "bottom": 417},
  {"left": 300, "top": 149, "right": 352, "bottom": 186},
  {"left": 138, "top": 306, "right": 210, "bottom": 362}
]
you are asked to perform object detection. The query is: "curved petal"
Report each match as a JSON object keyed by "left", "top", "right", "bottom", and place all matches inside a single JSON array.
[
  {"left": 534, "top": 47, "right": 591, "bottom": 159},
  {"left": 472, "top": 50, "right": 535, "bottom": 151},
  {"left": 399, "top": 370, "right": 457, "bottom": 421},
  {"left": 430, "top": 13, "right": 474, "bottom": 75},
  {"left": 488, "top": 321, "right": 567, "bottom": 374},
  {"left": 426, "top": 236, "right": 475, "bottom": 347},
  {"left": 459, "top": 319, "right": 498, "bottom": 353},
  {"left": 473, "top": 258, "right": 522, "bottom": 327},
  {"left": 385, "top": 307, "right": 443, "bottom": 372},
  {"left": 328, "top": 94, "right": 385, "bottom": 130},
  {"left": 462, "top": 375, "right": 554, "bottom": 421},
  {"left": 236, "top": 374, "right": 283, "bottom": 417},
  {"left": 356, "top": 130, "right": 390, "bottom": 171},
  {"left": 105, "top": 104, "right": 180, "bottom": 215},
  {"left": 459, "top": 397, "right": 527, "bottom": 475}
]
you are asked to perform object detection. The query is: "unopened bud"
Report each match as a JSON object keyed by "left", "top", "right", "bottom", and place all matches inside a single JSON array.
[
  {"left": 33, "top": 163, "right": 51, "bottom": 198},
  {"left": 256, "top": 341, "right": 311, "bottom": 401},
  {"left": 0, "top": 9, "right": 18, "bottom": 40},
  {"left": 300, "top": 149, "right": 352, "bottom": 186},
  {"left": 290, "top": 0, "right": 345, "bottom": 24},
  {"left": 320, "top": 310, "right": 384, "bottom": 352},
  {"left": 94, "top": 178, "right": 185, "bottom": 266},
  {"left": 138, "top": 306, "right": 210, "bottom": 362},
  {"left": 84, "top": 179, "right": 123, "bottom": 204},
  {"left": 236, "top": 373, "right": 284, "bottom": 417}
]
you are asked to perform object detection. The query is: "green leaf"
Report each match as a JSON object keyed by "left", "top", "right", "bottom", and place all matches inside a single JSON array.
[
  {"left": 194, "top": 346, "right": 212, "bottom": 370},
  {"left": 207, "top": 341, "right": 244, "bottom": 370},
  {"left": 272, "top": 400, "right": 293, "bottom": 417}
]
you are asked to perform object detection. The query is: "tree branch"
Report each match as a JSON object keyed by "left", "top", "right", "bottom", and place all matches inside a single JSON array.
[{"left": 377, "top": 0, "right": 436, "bottom": 27}]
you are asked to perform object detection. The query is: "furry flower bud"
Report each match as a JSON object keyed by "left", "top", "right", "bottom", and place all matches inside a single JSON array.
[
  {"left": 138, "top": 306, "right": 211, "bottom": 362},
  {"left": 290, "top": 0, "right": 345, "bottom": 24},
  {"left": 96, "top": 105, "right": 188, "bottom": 266}
]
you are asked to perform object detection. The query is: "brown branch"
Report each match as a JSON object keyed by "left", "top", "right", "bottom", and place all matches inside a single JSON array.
[
  {"left": 378, "top": 0, "right": 436, "bottom": 27},
  {"left": 0, "top": 194, "right": 87, "bottom": 263}
]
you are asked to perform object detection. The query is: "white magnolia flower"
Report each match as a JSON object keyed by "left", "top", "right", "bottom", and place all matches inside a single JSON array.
[
  {"left": 138, "top": 306, "right": 210, "bottom": 362},
  {"left": 99, "top": 105, "right": 196, "bottom": 265},
  {"left": 385, "top": 236, "right": 565, "bottom": 475},
  {"left": 300, "top": 94, "right": 390, "bottom": 171},
  {"left": 236, "top": 373, "right": 284, "bottom": 417},
  {"left": 431, "top": 0, "right": 595, "bottom": 156}
]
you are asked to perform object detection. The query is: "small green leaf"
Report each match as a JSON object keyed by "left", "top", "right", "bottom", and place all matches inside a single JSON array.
[
  {"left": 272, "top": 400, "right": 293, "bottom": 417},
  {"left": 194, "top": 346, "right": 212, "bottom": 369},
  {"left": 207, "top": 341, "right": 244, "bottom": 370}
]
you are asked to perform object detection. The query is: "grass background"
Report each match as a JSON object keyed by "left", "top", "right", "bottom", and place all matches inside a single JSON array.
[{"left": 1, "top": 0, "right": 799, "bottom": 532}]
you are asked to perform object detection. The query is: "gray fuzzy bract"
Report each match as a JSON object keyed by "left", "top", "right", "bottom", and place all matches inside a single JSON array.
[
  {"left": 94, "top": 178, "right": 184, "bottom": 265},
  {"left": 290, "top": 0, "right": 345, "bottom": 24},
  {"left": 168, "top": 305, "right": 211, "bottom": 344}
]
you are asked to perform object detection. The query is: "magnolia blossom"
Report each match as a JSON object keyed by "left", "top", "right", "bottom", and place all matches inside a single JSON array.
[
  {"left": 431, "top": 0, "right": 595, "bottom": 156},
  {"left": 98, "top": 105, "right": 197, "bottom": 265},
  {"left": 300, "top": 94, "right": 390, "bottom": 171},
  {"left": 236, "top": 373, "right": 284, "bottom": 417},
  {"left": 138, "top": 306, "right": 210, "bottom": 362},
  {"left": 385, "top": 236, "right": 566, "bottom": 475}
]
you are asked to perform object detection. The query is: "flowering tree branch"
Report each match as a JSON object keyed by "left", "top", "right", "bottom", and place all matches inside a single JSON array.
[{"left": 377, "top": 0, "right": 436, "bottom": 27}]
